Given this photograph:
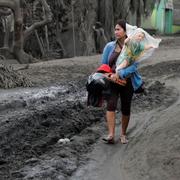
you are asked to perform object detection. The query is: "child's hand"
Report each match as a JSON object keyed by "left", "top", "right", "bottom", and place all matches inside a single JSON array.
[
  {"left": 145, "top": 45, "right": 157, "bottom": 50},
  {"left": 150, "top": 45, "right": 157, "bottom": 49},
  {"left": 115, "top": 66, "right": 120, "bottom": 72},
  {"left": 124, "top": 37, "right": 130, "bottom": 44}
]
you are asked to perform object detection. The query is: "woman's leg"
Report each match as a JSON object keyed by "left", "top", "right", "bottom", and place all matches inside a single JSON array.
[
  {"left": 106, "top": 111, "right": 116, "bottom": 138},
  {"left": 120, "top": 115, "right": 130, "bottom": 143},
  {"left": 121, "top": 114, "right": 130, "bottom": 136},
  {"left": 103, "top": 84, "right": 119, "bottom": 142},
  {"left": 119, "top": 79, "right": 134, "bottom": 143}
]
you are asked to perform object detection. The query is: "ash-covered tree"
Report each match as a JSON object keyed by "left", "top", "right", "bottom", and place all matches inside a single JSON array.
[
  {"left": 130, "top": 0, "right": 157, "bottom": 26},
  {"left": 113, "top": 0, "right": 157, "bottom": 26},
  {"left": 0, "top": 0, "right": 52, "bottom": 64},
  {"left": 0, "top": 8, "right": 14, "bottom": 49}
]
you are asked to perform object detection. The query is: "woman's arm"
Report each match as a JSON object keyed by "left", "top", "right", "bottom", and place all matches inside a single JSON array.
[
  {"left": 101, "top": 43, "right": 111, "bottom": 64},
  {"left": 117, "top": 62, "right": 139, "bottom": 79},
  {"left": 101, "top": 41, "right": 115, "bottom": 64},
  {"left": 101, "top": 49, "right": 109, "bottom": 64}
]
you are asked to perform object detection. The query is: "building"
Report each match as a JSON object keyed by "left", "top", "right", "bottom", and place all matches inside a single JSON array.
[{"left": 142, "top": 0, "right": 180, "bottom": 34}]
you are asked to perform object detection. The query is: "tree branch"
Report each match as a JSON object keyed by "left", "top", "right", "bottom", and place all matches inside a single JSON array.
[
  {"left": 24, "top": 0, "right": 52, "bottom": 40},
  {"left": 0, "top": 8, "right": 12, "bottom": 16}
]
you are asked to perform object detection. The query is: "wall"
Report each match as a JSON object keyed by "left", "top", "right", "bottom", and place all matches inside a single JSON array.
[{"left": 142, "top": 0, "right": 180, "bottom": 34}]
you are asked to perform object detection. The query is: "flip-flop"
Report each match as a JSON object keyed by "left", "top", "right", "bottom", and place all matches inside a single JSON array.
[
  {"left": 102, "top": 136, "right": 115, "bottom": 144},
  {"left": 120, "top": 135, "right": 128, "bottom": 144}
]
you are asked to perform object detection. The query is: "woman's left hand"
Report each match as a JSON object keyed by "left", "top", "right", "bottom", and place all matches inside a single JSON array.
[{"left": 110, "top": 73, "right": 119, "bottom": 81}]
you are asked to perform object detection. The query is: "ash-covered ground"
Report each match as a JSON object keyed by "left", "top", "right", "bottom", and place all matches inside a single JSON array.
[{"left": 0, "top": 36, "right": 180, "bottom": 180}]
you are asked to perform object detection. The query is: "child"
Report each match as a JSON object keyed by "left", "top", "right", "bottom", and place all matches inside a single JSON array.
[
  {"left": 115, "top": 28, "right": 161, "bottom": 93},
  {"left": 116, "top": 30, "right": 156, "bottom": 72}
]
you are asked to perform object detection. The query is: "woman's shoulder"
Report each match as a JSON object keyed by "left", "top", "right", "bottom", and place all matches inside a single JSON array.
[
  {"left": 105, "top": 41, "right": 116, "bottom": 47},
  {"left": 104, "top": 41, "right": 116, "bottom": 51}
]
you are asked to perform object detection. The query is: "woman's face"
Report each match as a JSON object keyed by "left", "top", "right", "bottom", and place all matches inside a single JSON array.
[{"left": 114, "top": 24, "right": 126, "bottom": 39}]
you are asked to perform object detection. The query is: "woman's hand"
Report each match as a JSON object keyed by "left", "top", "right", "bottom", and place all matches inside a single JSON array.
[{"left": 110, "top": 73, "right": 119, "bottom": 81}]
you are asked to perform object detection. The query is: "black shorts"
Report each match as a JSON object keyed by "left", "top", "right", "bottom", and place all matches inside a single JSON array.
[{"left": 104, "top": 78, "right": 134, "bottom": 115}]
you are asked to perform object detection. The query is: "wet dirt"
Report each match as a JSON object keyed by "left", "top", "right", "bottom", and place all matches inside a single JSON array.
[
  {"left": 0, "top": 38, "right": 180, "bottom": 179},
  {"left": 0, "top": 82, "right": 104, "bottom": 179}
]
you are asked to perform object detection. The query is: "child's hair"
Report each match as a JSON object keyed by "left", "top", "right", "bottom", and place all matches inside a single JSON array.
[
  {"left": 133, "top": 31, "right": 146, "bottom": 40},
  {"left": 136, "top": 31, "right": 145, "bottom": 37},
  {"left": 139, "top": 31, "right": 145, "bottom": 36}
]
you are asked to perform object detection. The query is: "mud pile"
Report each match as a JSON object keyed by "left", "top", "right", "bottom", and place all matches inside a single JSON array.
[{"left": 0, "top": 84, "right": 104, "bottom": 179}]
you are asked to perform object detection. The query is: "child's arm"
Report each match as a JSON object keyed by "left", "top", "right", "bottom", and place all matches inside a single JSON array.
[
  {"left": 117, "top": 62, "right": 139, "bottom": 79},
  {"left": 116, "top": 59, "right": 129, "bottom": 72},
  {"left": 144, "top": 44, "right": 156, "bottom": 50}
]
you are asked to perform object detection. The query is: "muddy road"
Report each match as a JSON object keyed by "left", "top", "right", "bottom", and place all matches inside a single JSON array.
[{"left": 0, "top": 36, "right": 180, "bottom": 180}]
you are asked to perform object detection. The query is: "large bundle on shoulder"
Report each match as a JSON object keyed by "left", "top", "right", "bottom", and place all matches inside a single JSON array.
[{"left": 125, "top": 24, "right": 161, "bottom": 63}]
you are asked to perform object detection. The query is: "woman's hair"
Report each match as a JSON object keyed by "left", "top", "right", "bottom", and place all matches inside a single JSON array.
[{"left": 116, "top": 19, "right": 126, "bottom": 32}]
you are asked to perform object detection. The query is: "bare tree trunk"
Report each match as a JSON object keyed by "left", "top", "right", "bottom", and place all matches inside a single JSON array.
[
  {"left": 0, "top": 0, "right": 28, "bottom": 63},
  {"left": 2, "top": 17, "right": 9, "bottom": 48},
  {"left": 0, "top": 0, "right": 52, "bottom": 64},
  {"left": 136, "top": 9, "right": 141, "bottom": 27},
  {"left": 44, "top": 25, "right": 49, "bottom": 52},
  {"left": 43, "top": 6, "right": 50, "bottom": 52},
  {"left": 98, "top": 0, "right": 114, "bottom": 41},
  {"left": 0, "top": 8, "right": 13, "bottom": 49},
  {"left": 35, "top": 30, "right": 45, "bottom": 57}
]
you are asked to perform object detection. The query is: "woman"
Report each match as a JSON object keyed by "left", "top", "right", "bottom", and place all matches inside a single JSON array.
[{"left": 101, "top": 19, "right": 143, "bottom": 144}]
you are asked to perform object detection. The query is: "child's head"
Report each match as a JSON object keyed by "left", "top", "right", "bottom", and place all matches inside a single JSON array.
[{"left": 133, "top": 31, "right": 145, "bottom": 41}]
